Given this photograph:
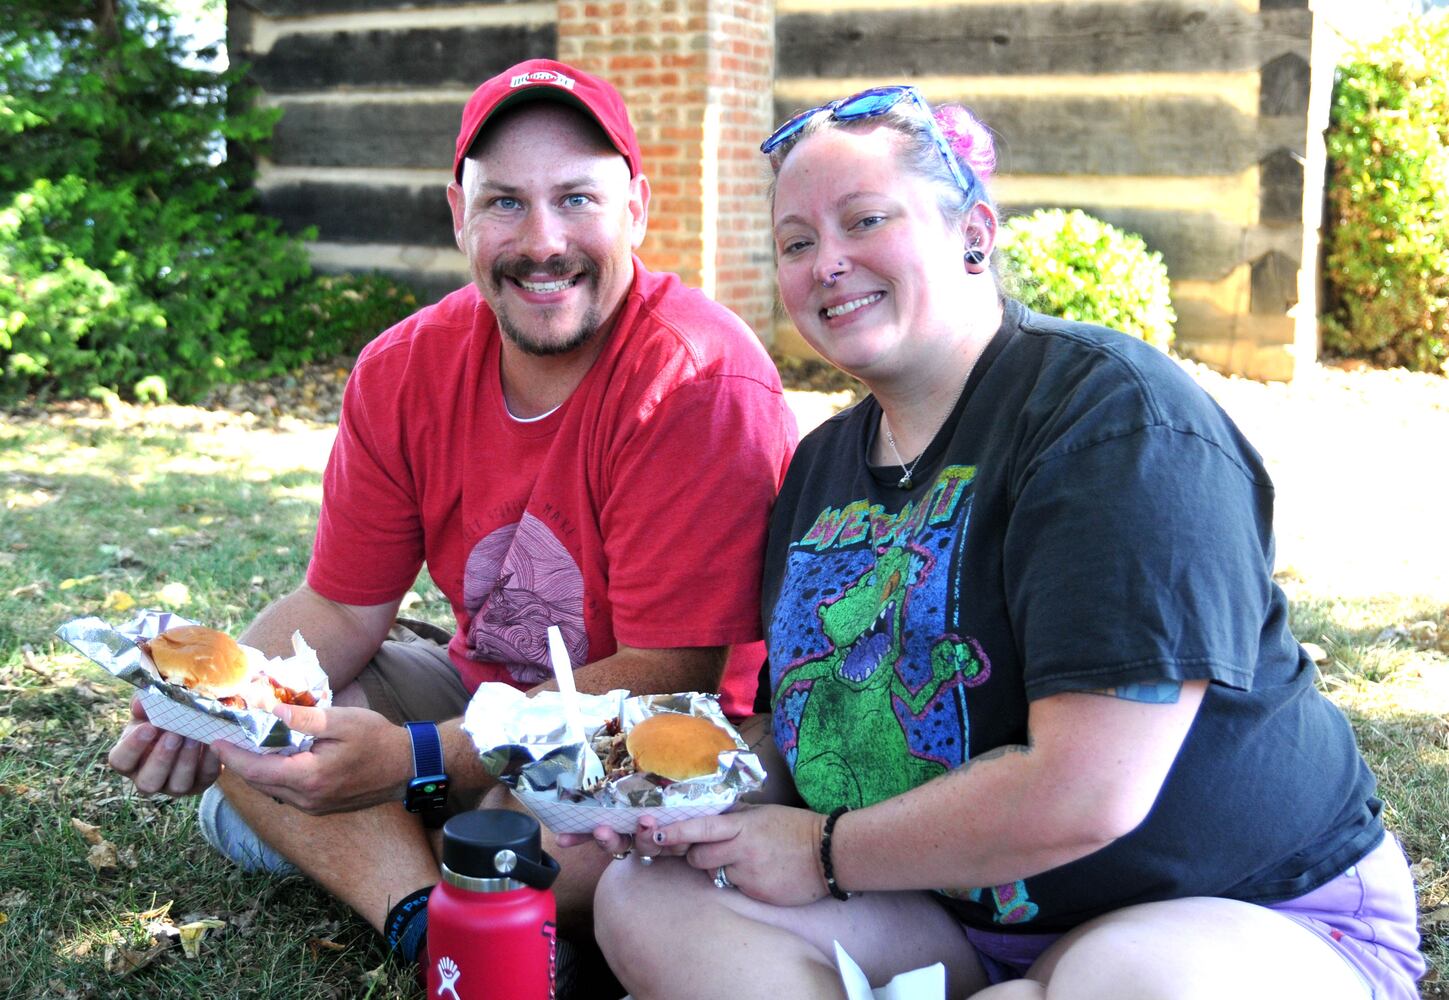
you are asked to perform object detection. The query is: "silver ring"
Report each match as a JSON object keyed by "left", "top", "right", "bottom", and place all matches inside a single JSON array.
[
  {"left": 712, "top": 865, "right": 735, "bottom": 890},
  {"left": 638, "top": 853, "right": 654, "bottom": 866}
]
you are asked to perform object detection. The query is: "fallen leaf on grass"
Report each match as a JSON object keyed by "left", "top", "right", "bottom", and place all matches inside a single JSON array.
[
  {"left": 0, "top": 913, "right": 7, "bottom": 927},
  {"left": 177, "top": 918, "right": 226, "bottom": 959},
  {"left": 87, "top": 841, "right": 120, "bottom": 873},
  {"left": 2, "top": 889, "right": 31, "bottom": 909},
  {"left": 104, "top": 940, "right": 171, "bottom": 976},
  {"left": 103, "top": 590, "right": 136, "bottom": 612},
  {"left": 71, "top": 818, "right": 104, "bottom": 845},
  {"left": 1424, "top": 906, "right": 1449, "bottom": 929},
  {"left": 308, "top": 937, "right": 346, "bottom": 960},
  {"left": 72, "top": 817, "right": 122, "bottom": 872},
  {"left": 59, "top": 575, "right": 99, "bottom": 590},
  {"left": 156, "top": 582, "right": 191, "bottom": 607}
]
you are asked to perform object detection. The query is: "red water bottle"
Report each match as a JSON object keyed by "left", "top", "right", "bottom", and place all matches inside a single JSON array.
[{"left": 427, "top": 809, "right": 561, "bottom": 1000}]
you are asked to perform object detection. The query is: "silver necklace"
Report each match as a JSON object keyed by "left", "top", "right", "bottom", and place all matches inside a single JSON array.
[{"left": 881, "top": 351, "right": 980, "bottom": 489}]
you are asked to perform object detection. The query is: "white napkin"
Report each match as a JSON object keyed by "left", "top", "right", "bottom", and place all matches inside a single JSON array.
[{"left": 835, "top": 940, "right": 945, "bottom": 1000}]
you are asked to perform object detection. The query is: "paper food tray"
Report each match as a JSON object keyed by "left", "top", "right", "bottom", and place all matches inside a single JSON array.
[
  {"left": 57, "top": 610, "right": 329, "bottom": 755},
  {"left": 515, "top": 791, "right": 738, "bottom": 835}
]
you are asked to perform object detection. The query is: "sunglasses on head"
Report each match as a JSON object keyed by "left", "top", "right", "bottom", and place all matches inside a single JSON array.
[{"left": 760, "top": 85, "right": 978, "bottom": 201}]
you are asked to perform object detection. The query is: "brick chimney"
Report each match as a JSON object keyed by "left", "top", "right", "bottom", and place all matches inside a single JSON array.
[{"left": 558, "top": 0, "right": 777, "bottom": 342}]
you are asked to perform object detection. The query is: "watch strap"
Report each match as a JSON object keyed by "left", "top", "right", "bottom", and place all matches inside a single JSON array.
[{"left": 406, "top": 721, "right": 444, "bottom": 777}]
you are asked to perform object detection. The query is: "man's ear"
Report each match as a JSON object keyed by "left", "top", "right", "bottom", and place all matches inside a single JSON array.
[
  {"left": 961, "top": 201, "right": 998, "bottom": 258},
  {"left": 446, "top": 179, "right": 466, "bottom": 254},
  {"left": 629, "top": 174, "right": 651, "bottom": 250}
]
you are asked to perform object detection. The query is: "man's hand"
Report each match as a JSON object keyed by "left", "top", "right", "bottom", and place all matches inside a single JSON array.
[
  {"left": 107, "top": 694, "right": 221, "bottom": 797},
  {"left": 212, "top": 703, "right": 413, "bottom": 816}
]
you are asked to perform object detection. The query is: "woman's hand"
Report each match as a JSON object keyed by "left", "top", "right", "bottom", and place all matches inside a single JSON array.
[
  {"left": 560, "top": 805, "right": 831, "bottom": 906},
  {"left": 212, "top": 703, "right": 411, "bottom": 815},
  {"left": 651, "top": 804, "right": 829, "bottom": 906}
]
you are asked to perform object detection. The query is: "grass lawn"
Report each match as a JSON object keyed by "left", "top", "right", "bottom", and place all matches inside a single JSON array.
[{"left": 1, "top": 395, "right": 1446, "bottom": 998}]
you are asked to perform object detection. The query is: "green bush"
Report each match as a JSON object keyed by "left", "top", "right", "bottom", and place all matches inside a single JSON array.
[
  {"left": 0, "top": 0, "right": 420, "bottom": 404},
  {"left": 1322, "top": 11, "right": 1449, "bottom": 374},
  {"left": 257, "top": 272, "right": 421, "bottom": 375},
  {"left": 997, "top": 208, "right": 1176, "bottom": 352}
]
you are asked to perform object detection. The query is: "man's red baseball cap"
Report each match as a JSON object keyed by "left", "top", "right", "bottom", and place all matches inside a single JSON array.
[{"left": 453, "top": 58, "right": 643, "bottom": 182}]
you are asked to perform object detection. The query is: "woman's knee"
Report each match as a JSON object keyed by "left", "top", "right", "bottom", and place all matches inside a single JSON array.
[
  {"left": 1026, "top": 898, "right": 1375, "bottom": 1000},
  {"left": 592, "top": 858, "right": 706, "bottom": 965}
]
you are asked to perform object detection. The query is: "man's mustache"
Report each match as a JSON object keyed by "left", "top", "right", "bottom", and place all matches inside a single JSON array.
[{"left": 491, "top": 254, "right": 598, "bottom": 286}]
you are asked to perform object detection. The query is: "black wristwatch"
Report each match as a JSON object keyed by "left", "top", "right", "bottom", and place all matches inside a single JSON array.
[{"left": 403, "top": 721, "right": 450, "bottom": 828}]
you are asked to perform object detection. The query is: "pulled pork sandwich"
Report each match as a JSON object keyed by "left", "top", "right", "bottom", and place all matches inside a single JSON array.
[
  {"left": 591, "top": 712, "right": 736, "bottom": 784},
  {"left": 144, "top": 625, "right": 317, "bottom": 710}
]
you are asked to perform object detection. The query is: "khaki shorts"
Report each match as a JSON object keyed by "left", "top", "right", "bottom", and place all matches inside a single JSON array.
[{"left": 354, "top": 617, "right": 473, "bottom": 724}]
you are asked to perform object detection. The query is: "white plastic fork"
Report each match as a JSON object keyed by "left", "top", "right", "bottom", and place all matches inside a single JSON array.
[{"left": 549, "top": 625, "right": 605, "bottom": 786}]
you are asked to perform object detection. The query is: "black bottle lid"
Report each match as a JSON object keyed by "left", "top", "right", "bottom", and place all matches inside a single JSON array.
[{"left": 440, "top": 809, "right": 559, "bottom": 890}]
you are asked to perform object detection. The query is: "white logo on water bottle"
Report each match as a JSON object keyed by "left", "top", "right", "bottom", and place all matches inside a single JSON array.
[{"left": 436, "top": 955, "right": 462, "bottom": 1000}]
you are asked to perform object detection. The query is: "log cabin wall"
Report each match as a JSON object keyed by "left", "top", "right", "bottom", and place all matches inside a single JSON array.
[
  {"left": 228, "top": 0, "right": 1406, "bottom": 379},
  {"left": 773, "top": 0, "right": 1321, "bottom": 380},
  {"left": 228, "top": 0, "right": 778, "bottom": 341}
]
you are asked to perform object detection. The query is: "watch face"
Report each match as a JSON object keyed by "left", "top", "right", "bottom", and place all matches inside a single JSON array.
[{"left": 406, "top": 775, "right": 450, "bottom": 812}]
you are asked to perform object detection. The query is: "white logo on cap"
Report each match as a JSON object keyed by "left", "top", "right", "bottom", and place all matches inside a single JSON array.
[{"left": 510, "top": 70, "right": 576, "bottom": 91}]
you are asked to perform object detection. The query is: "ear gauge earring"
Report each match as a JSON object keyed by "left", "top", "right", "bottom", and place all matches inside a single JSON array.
[{"left": 964, "top": 248, "right": 987, "bottom": 269}]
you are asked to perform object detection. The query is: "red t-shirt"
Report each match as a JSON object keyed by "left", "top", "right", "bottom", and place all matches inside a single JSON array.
[{"left": 307, "top": 258, "right": 797, "bottom": 717}]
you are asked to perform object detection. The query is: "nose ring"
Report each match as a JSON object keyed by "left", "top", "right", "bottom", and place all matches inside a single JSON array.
[{"left": 821, "top": 260, "right": 845, "bottom": 289}]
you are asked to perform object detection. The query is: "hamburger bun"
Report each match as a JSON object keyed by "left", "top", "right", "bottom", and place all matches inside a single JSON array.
[
  {"left": 625, "top": 713, "right": 735, "bottom": 781},
  {"left": 148, "top": 625, "right": 250, "bottom": 699}
]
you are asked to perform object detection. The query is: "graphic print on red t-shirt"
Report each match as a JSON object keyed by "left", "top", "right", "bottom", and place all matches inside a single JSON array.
[{"left": 462, "top": 512, "right": 587, "bottom": 683}]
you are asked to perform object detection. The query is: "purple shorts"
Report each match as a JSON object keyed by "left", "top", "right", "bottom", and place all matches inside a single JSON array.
[{"left": 962, "top": 834, "right": 1426, "bottom": 999}]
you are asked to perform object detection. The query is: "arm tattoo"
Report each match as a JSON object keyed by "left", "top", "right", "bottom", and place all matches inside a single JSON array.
[
  {"left": 1086, "top": 681, "right": 1182, "bottom": 704},
  {"left": 969, "top": 743, "right": 1031, "bottom": 764}
]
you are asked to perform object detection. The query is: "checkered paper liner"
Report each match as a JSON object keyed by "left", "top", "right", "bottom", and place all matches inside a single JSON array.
[
  {"left": 56, "top": 610, "right": 330, "bottom": 755},
  {"left": 514, "top": 792, "right": 736, "bottom": 835},
  {"left": 463, "top": 684, "right": 765, "bottom": 835}
]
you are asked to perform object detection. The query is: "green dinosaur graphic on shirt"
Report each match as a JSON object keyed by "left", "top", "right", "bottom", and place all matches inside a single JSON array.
[{"left": 774, "top": 543, "right": 988, "bottom": 811}]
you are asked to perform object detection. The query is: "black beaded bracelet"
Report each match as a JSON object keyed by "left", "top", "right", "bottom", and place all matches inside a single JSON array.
[{"left": 819, "top": 805, "right": 856, "bottom": 901}]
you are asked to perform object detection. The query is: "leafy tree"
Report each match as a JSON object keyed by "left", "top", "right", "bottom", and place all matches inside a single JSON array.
[{"left": 0, "top": 0, "right": 416, "bottom": 403}]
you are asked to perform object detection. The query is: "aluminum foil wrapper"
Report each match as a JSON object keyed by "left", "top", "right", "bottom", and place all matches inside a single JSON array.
[
  {"left": 56, "top": 609, "right": 331, "bottom": 755},
  {"left": 462, "top": 685, "right": 766, "bottom": 833}
]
